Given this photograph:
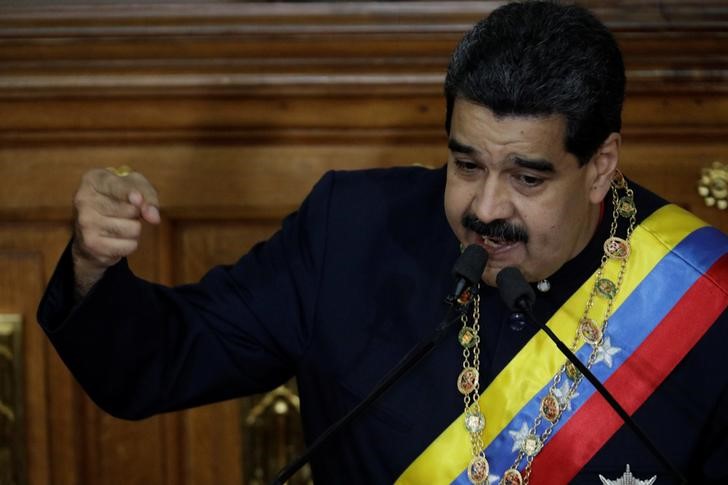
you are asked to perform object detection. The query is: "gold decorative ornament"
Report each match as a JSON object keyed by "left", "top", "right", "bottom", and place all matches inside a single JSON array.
[
  {"left": 459, "top": 326, "right": 478, "bottom": 348},
  {"left": 503, "top": 469, "right": 524, "bottom": 485},
  {"left": 697, "top": 161, "right": 728, "bottom": 210},
  {"left": 579, "top": 317, "right": 603, "bottom": 345},
  {"left": 0, "top": 314, "right": 24, "bottom": 485},
  {"left": 467, "top": 455, "right": 490, "bottom": 484},
  {"left": 565, "top": 361, "right": 581, "bottom": 381},
  {"left": 106, "top": 165, "right": 133, "bottom": 177},
  {"left": 540, "top": 393, "right": 561, "bottom": 422},
  {"left": 471, "top": 170, "right": 638, "bottom": 485},
  {"left": 458, "top": 367, "right": 480, "bottom": 395}
]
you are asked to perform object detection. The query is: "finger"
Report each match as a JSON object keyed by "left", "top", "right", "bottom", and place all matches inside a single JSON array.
[
  {"left": 75, "top": 215, "right": 141, "bottom": 260},
  {"left": 140, "top": 203, "right": 161, "bottom": 224},
  {"left": 84, "top": 195, "right": 141, "bottom": 220},
  {"left": 126, "top": 191, "right": 160, "bottom": 224},
  {"left": 97, "top": 217, "right": 143, "bottom": 240},
  {"left": 96, "top": 236, "right": 139, "bottom": 259},
  {"left": 82, "top": 169, "right": 130, "bottom": 204},
  {"left": 75, "top": 191, "right": 140, "bottom": 222},
  {"left": 92, "top": 169, "right": 159, "bottom": 209},
  {"left": 77, "top": 233, "right": 139, "bottom": 265},
  {"left": 125, "top": 172, "right": 160, "bottom": 208}
]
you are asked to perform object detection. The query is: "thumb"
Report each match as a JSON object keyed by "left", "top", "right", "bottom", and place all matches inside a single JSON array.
[
  {"left": 127, "top": 190, "right": 160, "bottom": 224},
  {"left": 140, "top": 203, "right": 161, "bottom": 224}
]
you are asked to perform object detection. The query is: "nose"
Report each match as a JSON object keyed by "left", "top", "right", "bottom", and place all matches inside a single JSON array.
[{"left": 472, "top": 176, "right": 515, "bottom": 224}]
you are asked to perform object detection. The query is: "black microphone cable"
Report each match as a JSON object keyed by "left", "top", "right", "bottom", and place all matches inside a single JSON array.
[
  {"left": 269, "top": 245, "right": 488, "bottom": 485},
  {"left": 497, "top": 266, "right": 687, "bottom": 485}
]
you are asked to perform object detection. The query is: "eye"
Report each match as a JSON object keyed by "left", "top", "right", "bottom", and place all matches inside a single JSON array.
[
  {"left": 514, "top": 173, "right": 544, "bottom": 187},
  {"left": 454, "top": 160, "right": 480, "bottom": 173}
]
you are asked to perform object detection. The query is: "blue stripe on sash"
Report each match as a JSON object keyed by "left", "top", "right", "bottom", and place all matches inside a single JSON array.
[{"left": 452, "top": 226, "right": 728, "bottom": 484}]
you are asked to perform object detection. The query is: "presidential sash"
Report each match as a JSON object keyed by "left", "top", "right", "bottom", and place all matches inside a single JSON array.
[{"left": 396, "top": 204, "right": 728, "bottom": 484}]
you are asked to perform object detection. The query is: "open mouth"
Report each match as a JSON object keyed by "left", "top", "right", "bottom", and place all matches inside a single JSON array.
[
  {"left": 460, "top": 214, "right": 528, "bottom": 256},
  {"left": 480, "top": 235, "right": 519, "bottom": 252}
]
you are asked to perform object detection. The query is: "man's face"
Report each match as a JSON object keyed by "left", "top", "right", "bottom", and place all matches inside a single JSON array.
[{"left": 444, "top": 98, "right": 608, "bottom": 286}]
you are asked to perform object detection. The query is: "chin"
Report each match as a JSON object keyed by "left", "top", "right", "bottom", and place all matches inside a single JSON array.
[{"left": 481, "top": 263, "right": 541, "bottom": 289}]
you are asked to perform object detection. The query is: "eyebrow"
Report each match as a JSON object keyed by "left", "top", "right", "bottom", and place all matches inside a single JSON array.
[
  {"left": 511, "top": 156, "right": 555, "bottom": 173},
  {"left": 448, "top": 137, "right": 556, "bottom": 173},
  {"left": 448, "top": 138, "right": 476, "bottom": 155}
]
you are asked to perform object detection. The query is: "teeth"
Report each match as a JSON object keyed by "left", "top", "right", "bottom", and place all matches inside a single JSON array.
[{"left": 482, "top": 235, "right": 507, "bottom": 248}]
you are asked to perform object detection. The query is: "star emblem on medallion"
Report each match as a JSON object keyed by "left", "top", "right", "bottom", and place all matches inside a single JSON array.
[
  {"left": 508, "top": 421, "right": 530, "bottom": 453},
  {"left": 552, "top": 381, "right": 579, "bottom": 411},
  {"left": 593, "top": 336, "right": 622, "bottom": 368}
]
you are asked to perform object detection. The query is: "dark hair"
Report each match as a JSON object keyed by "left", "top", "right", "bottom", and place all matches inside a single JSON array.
[{"left": 444, "top": 1, "right": 625, "bottom": 165}]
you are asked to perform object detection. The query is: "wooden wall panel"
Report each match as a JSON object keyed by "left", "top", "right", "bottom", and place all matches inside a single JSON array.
[
  {"left": 0, "top": 224, "right": 173, "bottom": 485},
  {"left": 175, "top": 222, "right": 280, "bottom": 485},
  {"left": 621, "top": 142, "right": 728, "bottom": 233},
  {"left": 0, "top": 143, "right": 447, "bottom": 221},
  {"left": 0, "top": 226, "right": 71, "bottom": 485},
  {"left": 0, "top": 1, "right": 726, "bottom": 484},
  {"left": 0, "top": 251, "right": 47, "bottom": 485}
]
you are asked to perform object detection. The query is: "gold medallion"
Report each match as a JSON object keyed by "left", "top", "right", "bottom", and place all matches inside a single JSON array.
[
  {"left": 579, "top": 317, "right": 602, "bottom": 345},
  {"left": 565, "top": 361, "right": 581, "bottom": 381},
  {"left": 604, "top": 237, "right": 630, "bottom": 260},
  {"left": 458, "top": 326, "right": 477, "bottom": 349},
  {"left": 502, "top": 469, "right": 523, "bottom": 485},
  {"left": 617, "top": 196, "right": 636, "bottom": 218},
  {"left": 464, "top": 408, "right": 486, "bottom": 433},
  {"left": 540, "top": 393, "right": 561, "bottom": 422},
  {"left": 467, "top": 456, "right": 490, "bottom": 484},
  {"left": 522, "top": 434, "right": 542, "bottom": 456},
  {"left": 457, "top": 367, "right": 479, "bottom": 395},
  {"left": 596, "top": 278, "right": 617, "bottom": 299}
]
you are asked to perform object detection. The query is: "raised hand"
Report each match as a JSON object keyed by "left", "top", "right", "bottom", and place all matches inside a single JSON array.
[{"left": 71, "top": 166, "right": 160, "bottom": 296}]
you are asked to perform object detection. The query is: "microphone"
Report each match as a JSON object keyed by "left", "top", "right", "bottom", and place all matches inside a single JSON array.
[
  {"left": 496, "top": 266, "right": 535, "bottom": 312},
  {"left": 269, "top": 245, "right": 487, "bottom": 484},
  {"left": 451, "top": 244, "right": 489, "bottom": 301},
  {"left": 496, "top": 267, "right": 687, "bottom": 484}
]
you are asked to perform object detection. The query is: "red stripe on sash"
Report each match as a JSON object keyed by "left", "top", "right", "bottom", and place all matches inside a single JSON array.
[{"left": 531, "top": 253, "right": 728, "bottom": 482}]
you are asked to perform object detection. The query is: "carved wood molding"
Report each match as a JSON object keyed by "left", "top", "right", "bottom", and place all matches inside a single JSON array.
[
  {"left": 0, "top": 1, "right": 726, "bottom": 148},
  {"left": 0, "top": 1, "right": 726, "bottom": 97},
  {"left": 1, "top": 2, "right": 726, "bottom": 166}
]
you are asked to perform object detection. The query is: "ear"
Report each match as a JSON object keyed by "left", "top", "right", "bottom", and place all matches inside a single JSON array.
[{"left": 588, "top": 132, "right": 621, "bottom": 204}]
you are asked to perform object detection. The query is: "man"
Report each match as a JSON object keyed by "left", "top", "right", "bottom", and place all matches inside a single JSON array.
[{"left": 38, "top": 2, "right": 728, "bottom": 484}]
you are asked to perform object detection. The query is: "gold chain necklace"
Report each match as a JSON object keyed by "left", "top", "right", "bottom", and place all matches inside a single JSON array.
[{"left": 458, "top": 171, "right": 637, "bottom": 485}]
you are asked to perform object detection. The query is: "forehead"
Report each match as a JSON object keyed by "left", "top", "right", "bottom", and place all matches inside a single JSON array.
[{"left": 449, "top": 98, "right": 569, "bottom": 159}]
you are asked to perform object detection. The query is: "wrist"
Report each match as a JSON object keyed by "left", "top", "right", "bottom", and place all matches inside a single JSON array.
[{"left": 71, "top": 241, "right": 111, "bottom": 298}]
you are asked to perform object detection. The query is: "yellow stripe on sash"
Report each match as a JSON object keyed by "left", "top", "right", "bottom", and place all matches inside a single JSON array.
[{"left": 396, "top": 205, "right": 706, "bottom": 484}]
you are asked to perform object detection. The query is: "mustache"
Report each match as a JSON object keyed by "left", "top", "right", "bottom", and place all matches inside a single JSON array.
[{"left": 462, "top": 214, "right": 529, "bottom": 244}]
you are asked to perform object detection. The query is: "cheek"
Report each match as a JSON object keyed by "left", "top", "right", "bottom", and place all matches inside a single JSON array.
[
  {"left": 528, "top": 209, "right": 584, "bottom": 261},
  {"left": 444, "top": 180, "right": 470, "bottom": 232},
  {"left": 522, "top": 211, "right": 560, "bottom": 252},
  {"left": 521, "top": 189, "right": 581, "bottom": 241}
]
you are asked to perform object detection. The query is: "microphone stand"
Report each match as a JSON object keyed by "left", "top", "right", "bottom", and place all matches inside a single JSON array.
[
  {"left": 269, "top": 292, "right": 476, "bottom": 485},
  {"left": 515, "top": 299, "right": 688, "bottom": 485}
]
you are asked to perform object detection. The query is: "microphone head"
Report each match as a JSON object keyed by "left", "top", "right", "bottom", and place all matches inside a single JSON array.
[
  {"left": 496, "top": 266, "right": 536, "bottom": 311},
  {"left": 452, "top": 244, "right": 489, "bottom": 284}
]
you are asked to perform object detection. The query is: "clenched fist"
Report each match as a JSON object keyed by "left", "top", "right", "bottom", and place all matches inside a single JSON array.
[{"left": 71, "top": 167, "right": 160, "bottom": 296}]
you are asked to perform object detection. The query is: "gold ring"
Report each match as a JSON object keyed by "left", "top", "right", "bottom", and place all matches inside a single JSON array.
[{"left": 106, "top": 165, "right": 132, "bottom": 177}]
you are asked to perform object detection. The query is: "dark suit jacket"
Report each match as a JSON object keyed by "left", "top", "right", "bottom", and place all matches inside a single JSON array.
[{"left": 38, "top": 166, "right": 728, "bottom": 483}]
